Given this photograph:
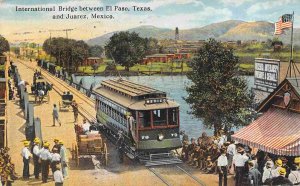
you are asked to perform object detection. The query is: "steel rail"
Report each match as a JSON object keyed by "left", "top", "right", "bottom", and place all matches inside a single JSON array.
[
  {"left": 175, "top": 165, "right": 206, "bottom": 186},
  {"left": 148, "top": 167, "right": 172, "bottom": 186}
]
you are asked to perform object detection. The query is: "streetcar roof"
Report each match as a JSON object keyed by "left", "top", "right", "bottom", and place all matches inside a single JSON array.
[
  {"left": 99, "top": 78, "right": 166, "bottom": 97},
  {"left": 95, "top": 85, "right": 179, "bottom": 110}
]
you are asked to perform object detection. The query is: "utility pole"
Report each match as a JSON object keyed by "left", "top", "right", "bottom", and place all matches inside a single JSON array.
[{"left": 63, "top": 29, "right": 73, "bottom": 39}]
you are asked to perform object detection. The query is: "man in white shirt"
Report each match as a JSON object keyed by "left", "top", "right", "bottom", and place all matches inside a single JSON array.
[
  {"left": 288, "top": 164, "right": 300, "bottom": 185},
  {"left": 51, "top": 148, "right": 61, "bottom": 174},
  {"left": 32, "top": 138, "right": 41, "bottom": 179},
  {"left": 233, "top": 146, "right": 249, "bottom": 186},
  {"left": 82, "top": 118, "right": 91, "bottom": 134},
  {"left": 271, "top": 159, "right": 282, "bottom": 178},
  {"left": 21, "top": 140, "right": 31, "bottom": 179},
  {"left": 54, "top": 165, "right": 64, "bottom": 186},
  {"left": 59, "top": 141, "right": 68, "bottom": 178},
  {"left": 217, "top": 149, "right": 228, "bottom": 186},
  {"left": 226, "top": 141, "right": 236, "bottom": 171},
  {"left": 262, "top": 161, "right": 273, "bottom": 184},
  {"left": 40, "top": 142, "right": 52, "bottom": 183}
]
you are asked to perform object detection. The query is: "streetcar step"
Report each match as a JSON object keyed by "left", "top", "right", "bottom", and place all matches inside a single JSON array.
[{"left": 145, "top": 158, "right": 182, "bottom": 167}]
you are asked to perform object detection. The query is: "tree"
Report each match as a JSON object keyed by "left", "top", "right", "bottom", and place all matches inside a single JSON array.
[
  {"left": 43, "top": 37, "right": 89, "bottom": 73},
  {"left": 88, "top": 45, "right": 103, "bottom": 58},
  {"left": 0, "top": 35, "right": 10, "bottom": 55},
  {"left": 91, "top": 62, "right": 100, "bottom": 76},
  {"left": 184, "top": 39, "right": 254, "bottom": 134},
  {"left": 144, "top": 37, "right": 159, "bottom": 55},
  {"left": 105, "top": 31, "right": 145, "bottom": 71}
]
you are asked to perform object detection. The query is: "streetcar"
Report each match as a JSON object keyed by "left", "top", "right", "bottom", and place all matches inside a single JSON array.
[{"left": 94, "top": 78, "right": 182, "bottom": 164}]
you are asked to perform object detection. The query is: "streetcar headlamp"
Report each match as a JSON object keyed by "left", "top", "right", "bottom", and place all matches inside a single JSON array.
[
  {"left": 158, "top": 134, "right": 164, "bottom": 141},
  {"left": 141, "top": 135, "right": 150, "bottom": 140}
]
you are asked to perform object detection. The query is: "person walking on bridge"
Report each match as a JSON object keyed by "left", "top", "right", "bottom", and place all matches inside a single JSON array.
[
  {"left": 21, "top": 141, "right": 31, "bottom": 179},
  {"left": 52, "top": 104, "right": 62, "bottom": 126},
  {"left": 32, "top": 138, "right": 41, "bottom": 179},
  {"left": 71, "top": 100, "right": 79, "bottom": 122}
]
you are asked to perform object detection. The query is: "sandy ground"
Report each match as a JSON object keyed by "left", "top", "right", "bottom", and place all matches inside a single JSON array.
[{"left": 7, "top": 59, "right": 235, "bottom": 186}]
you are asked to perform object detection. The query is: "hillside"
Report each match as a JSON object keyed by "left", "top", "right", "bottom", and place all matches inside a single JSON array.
[{"left": 87, "top": 20, "right": 300, "bottom": 46}]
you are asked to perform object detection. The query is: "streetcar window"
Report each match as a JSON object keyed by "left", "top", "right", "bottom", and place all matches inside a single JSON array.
[
  {"left": 153, "top": 109, "right": 167, "bottom": 126},
  {"left": 139, "top": 111, "right": 151, "bottom": 128},
  {"left": 168, "top": 108, "right": 178, "bottom": 125}
]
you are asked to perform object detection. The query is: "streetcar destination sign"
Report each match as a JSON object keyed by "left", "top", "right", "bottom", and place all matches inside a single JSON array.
[{"left": 254, "top": 58, "right": 280, "bottom": 92}]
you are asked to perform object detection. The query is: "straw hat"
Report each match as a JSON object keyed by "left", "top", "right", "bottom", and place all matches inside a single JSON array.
[
  {"left": 275, "top": 159, "right": 283, "bottom": 167},
  {"left": 59, "top": 140, "right": 64, "bottom": 145},
  {"left": 34, "top": 138, "right": 40, "bottom": 144},
  {"left": 207, "top": 156, "right": 212, "bottom": 161},
  {"left": 278, "top": 168, "right": 286, "bottom": 175},
  {"left": 23, "top": 141, "right": 30, "bottom": 147},
  {"left": 294, "top": 157, "right": 300, "bottom": 164},
  {"left": 54, "top": 138, "right": 59, "bottom": 143},
  {"left": 43, "top": 142, "right": 50, "bottom": 148}
]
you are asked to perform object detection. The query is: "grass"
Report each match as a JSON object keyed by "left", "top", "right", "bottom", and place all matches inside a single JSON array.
[
  {"left": 77, "top": 61, "right": 192, "bottom": 74},
  {"left": 239, "top": 64, "right": 254, "bottom": 69},
  {"left": 0, "top": 65, "right": 4, "bottom": 71}
]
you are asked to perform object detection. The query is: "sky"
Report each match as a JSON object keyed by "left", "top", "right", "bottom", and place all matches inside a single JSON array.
[{"left": 0, "top": 0, "right": 299, "bottom": 43}]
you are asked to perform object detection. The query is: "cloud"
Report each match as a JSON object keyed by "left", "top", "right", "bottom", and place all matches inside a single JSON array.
[
  {"left": 247, "top": 0, "right": 296, "bottom": 15},
  {"left": 219, "top": 0, "right": 252, "bottom": 6},
  {"left": 137, "top": 6, "right": 232, "bottom": 28}
]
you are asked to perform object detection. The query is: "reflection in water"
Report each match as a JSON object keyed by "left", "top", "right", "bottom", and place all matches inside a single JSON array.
[{"left": 76, "top": 75, "right": 254, "bottom": 138}]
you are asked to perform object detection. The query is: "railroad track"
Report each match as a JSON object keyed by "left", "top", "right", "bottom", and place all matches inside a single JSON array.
[
  {"left": 148, "top": 165, "right": 206, "bottom": 186},
  {"left": 16, "top": 59, "right": 96, "bottom": 122}
]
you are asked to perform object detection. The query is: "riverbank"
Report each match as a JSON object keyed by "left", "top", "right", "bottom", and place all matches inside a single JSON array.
[{"left": 74, "top": 69, "right": 254, "bottom": 76}]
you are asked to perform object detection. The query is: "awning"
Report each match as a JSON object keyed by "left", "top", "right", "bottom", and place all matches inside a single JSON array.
[{"left": 232, "top": 108, "right": 300, "bottom": 156}]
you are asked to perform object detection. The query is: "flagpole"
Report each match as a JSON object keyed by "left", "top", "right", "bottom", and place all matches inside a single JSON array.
[{"left": 290, "top": 11, "right": 294, "bottom": 61}]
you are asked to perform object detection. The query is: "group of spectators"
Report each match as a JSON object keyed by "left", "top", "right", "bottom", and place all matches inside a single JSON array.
[
  {"left": 0, "top": 148, "right": 17, "bottom": 186},
  {"left": 181, "top": 130, "right": 300, "bottom": 186},
  {"left": 21, "top": 138, "right": 68, "bottom": 185}
]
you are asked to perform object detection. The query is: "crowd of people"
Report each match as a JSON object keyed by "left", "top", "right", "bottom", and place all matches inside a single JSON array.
[
  {"left": 181, "top": 130, "right": 300, "bottom": 186},
  {"left": 0, "top": 148, "right": 17, "bottom": 186},
  {"left": 21, "top": 137, "right": 68, "bottom": 185}
]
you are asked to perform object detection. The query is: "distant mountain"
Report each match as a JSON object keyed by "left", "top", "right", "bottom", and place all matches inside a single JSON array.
[
  {"left": 218, "top": 21, "right": 274, "bottom": 41},
  {"left": 87, "top": 20, "right": 300, "bottom": 46}
]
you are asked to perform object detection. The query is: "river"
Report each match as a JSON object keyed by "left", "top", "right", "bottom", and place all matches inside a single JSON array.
[{"left": 76, "top": 75, "right": 254, "bottom": 138}]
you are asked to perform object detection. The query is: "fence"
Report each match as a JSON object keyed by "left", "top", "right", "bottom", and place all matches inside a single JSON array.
[
  {"left": 13, "top": 65, "right": 43, "bottom": 143},
  {"left": 38, "top": 60, "right": 97, "bottom": 100}
]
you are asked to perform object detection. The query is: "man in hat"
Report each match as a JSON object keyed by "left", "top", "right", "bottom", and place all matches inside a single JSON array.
[
  {"left": 52, "top": 138, "right": 61, "bottom": 153},
  {"left": 226, "top": 140, "right": 236, "bottom": 174},
  {"left": 32, "top": 138, "right": 41, "bottom": 179},
  {"left": 281, "top": 157, "right": 290, "bottom": 178},
  {"left": 21, "top": 140, "right": 31, "bottom": 179},
  {"left": 262, "top": 161, "right": 273, "bottom": 184},
  {"left": 51, "top": 148, "right": 61, "bottom": 174},
  {"left": 59, "top": 141, "right": 68, "bottom": 178},
  {"left": 180, "top": 131, "right": 189, "bottom": 162},
  {"left": 288, "top": 164, "right": 300, "bottom": 185},
  {"left": 71, "top": 100, "right": 79, "bottom": 122},
  {"left": 271, "top": 159, "right": 283, "bottom": 178},
  {"left": 217, "top": 148, "right": 228, "bottom": 186},
  {"left": 295, "top": 157, "right": 300, "bottom": 168},
  {"left": 82, "top": 118, "right": 91, "bottom": 134},
  {"left": 52, "top": 104, "right": 62, "bottom": 126},
  {"left": 247, "top": 161, "right": 261, "bottom": 186},
  {"left": 187, "top": 138, "right": 197, "bottom": 164},
  {"left": 233, "top": 146, "right": 249, "bottom": 186},
  {"left": 39, "top": 142, "right": 52, "bottom": 183},
  {"left": 271, "top": 168, "right": 293, "bottom": 185},
  {"left": 54, "top": 165, "right": 64, "bottom": 186}
]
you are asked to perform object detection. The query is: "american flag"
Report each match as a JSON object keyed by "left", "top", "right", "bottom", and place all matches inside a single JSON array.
[{"left": 274, "top": 14, "right": 293, "bottom": 35}]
